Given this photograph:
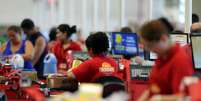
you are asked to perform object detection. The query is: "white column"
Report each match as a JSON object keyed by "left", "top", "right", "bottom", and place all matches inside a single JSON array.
[
  {"left": 81, "top": 0, "right": 88, "bottom": 38},
  {"left": 33, "top": 0, "right": 39, "bottom": 23},
  {"left": 93, "top": 0, "right": 99, "bottom": 31},
  {"left": 50, "top": 0, "right": 56, "bottom": 26},
  {"left": 148, "top": 0, "right": 153, "bottom": 21},
  {"left": 69, "top": 0, "right": 75, "bottom": 25},
  {"left": 105, "top": 0, "right": 110, "bottom": 31},
  {"left": 120, "top": 0, "right": 125, "bottom": 27},
  {"left": 58, "top": 0, "right": 65, "bottom": 24},
  {"left": 184, "top": 0, "right": 192, "bottom": 33}
]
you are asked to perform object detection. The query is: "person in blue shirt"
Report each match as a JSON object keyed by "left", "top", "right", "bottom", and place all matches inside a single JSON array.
[{"left": 0, "top": 25, "right": 34, "bottom": 70}]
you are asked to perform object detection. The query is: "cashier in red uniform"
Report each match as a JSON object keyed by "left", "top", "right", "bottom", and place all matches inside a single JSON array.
[
  {"left": 138, "top": 20, "right": 194, "bottom": 101},
  {"left": 67, "top": 32, "right": 121, "bottom": 82},
  {"left": 52, "top": 24, "right": 81, "bottom": 73}
]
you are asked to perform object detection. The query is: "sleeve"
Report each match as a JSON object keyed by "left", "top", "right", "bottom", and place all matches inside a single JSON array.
[
  {"left": 52, "top": 43, "right": 59, "bottom": 60},
  {"left": 75, "top": 45, "right": 82, "bottom": 51},
  {"left": 72, "top": 60, "right": 92, "bottom": 82},
  {"left": 72, "top": 43, "right": 82, "bottom": 51},
  {"left": 171, "top": 57, "right": 194, "bottom": 94}
]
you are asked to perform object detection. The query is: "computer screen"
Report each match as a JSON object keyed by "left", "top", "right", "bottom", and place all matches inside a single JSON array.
[
  {"left": 72, "top": 51, "right": 90, "bottom": 60},
  {"left": 105, "top": 32, "right": 112, "bottom": 53},
  {"left": 170, "top": 33, "right": 188, "bottom": 46},
  {"left": 148, "top": 33, "right": 189, "bottom": 60},
  {"left": 110, "top": 32, "right": 138, "bottom": 55},
  {"left": 191, "top": 34, "right": 201, "bottom": 69},
  {"left": 149, "top": 52, "right": 157, "bottom": 60}
]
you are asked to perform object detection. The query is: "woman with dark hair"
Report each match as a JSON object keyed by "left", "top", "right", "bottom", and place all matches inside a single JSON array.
[
  {"left": 52, "top": 24, "right": 81, "bottom": 73},
  {"left": 0, "top": 25, "right": 34, "bottom": 70},
  {"left": 67, "top": 32, "right": 121, "bottom": 82}
]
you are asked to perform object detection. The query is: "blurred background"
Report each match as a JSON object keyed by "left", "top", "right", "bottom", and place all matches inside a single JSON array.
[{"left": 0, "top": 0, "right": 200, "bottom": 40}]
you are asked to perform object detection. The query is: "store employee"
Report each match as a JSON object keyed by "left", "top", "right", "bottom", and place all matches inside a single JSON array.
[
  {"left": 138, "top": 20, "right": 194, "bottom": 101},
  {"left": 67, "top": 32, "right": 121, "bottom": 82}
]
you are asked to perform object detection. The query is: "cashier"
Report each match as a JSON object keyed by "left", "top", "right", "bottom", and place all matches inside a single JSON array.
[
  {"left": 52, "top": 24, "right": 81, "bottom": 73},
  {"left": 138, "top": 20, "right": 194, "bottom": 101},
  {"left": 67, "top": 32, "right": 121, "bottom": 82}
]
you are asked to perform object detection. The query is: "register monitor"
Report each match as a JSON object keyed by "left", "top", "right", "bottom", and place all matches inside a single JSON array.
[
  {"left": 191, "top": 34, "right": 201, "bottom": 69},
  {"left": 110, "top": 32, "right": 138, "bottom": 55}
]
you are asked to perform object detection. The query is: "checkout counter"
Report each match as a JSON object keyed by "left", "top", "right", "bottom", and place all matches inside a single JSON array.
[{"left": 0, "top": 49, "right": 199, "bottom": 101}]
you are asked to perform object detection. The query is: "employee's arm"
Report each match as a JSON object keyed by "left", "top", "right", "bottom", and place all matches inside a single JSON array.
[
  {"left": 67, "top": 61, "right": 90, "bottom": 82},
  {"left": 149, "top": 94, "right": 181, "bottom": 101},
  {"left": 138, "top": 89, "right": 150, "bottom": 101},
  {"left": 32, "top": 36, "right": 46, "bottom": 66},
  {"left": 0, "top": 43, "right": 6, "bottom": 53},
  {"left": 22, "top": 40, "right": 34, "bottom": 61},
  {"left": 67, "top": 70, "right": 76, "bottom": 79}
]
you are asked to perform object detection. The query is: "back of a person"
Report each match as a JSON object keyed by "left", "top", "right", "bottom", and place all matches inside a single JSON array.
[
  {"left": 28, "top": 32, "right": 48, "bottom": 66},
  {"left": 69, "top": 32, "right": 122, "bottom": 83},
  {"left": 90, "top": 56, "right": 120, "bottom": 82},
  {"left": 28, "top": 32, "right": 48, "bottom": 77},
  {"left": 150, "top": 43, "right": 193, "bottom": 94}
]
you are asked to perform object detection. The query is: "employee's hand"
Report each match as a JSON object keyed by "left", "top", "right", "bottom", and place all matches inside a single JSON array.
[
  {"left": 150, "top": 95, "right": 181, "bottom": 101},
  {"left": 180, "top": 76, "right": 199, "bottom": 92},
  {"left": 134, "top": 56, "right": 144, "bottom": 64},
  {"left": 149, "top": 95, "right": 161, "bottom": 101}
]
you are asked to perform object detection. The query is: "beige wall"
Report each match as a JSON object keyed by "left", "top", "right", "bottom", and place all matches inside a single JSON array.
[
  {"left": 0, "top": 0, "right": 34, "bottom": 25},
  {"left": 193, "top": 0, "right": 201, "bottom": 22}
]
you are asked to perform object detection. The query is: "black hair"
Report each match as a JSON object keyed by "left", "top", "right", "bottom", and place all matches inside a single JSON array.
[
  {"left": 120, "top": 27, "right": 134, "bottom": 60},
  {"left": 192, "top": 13, "right": 199, "bottom": 23},
  {"left": 85, "top": 32, "right": 109, "bottom": 54},
  {"left": 20, "top": 18, "right": 35, "bottom": 30},
  {"left": 49, "top": 27, "right": 57, "bottom": 41},
  {"left": 158, "top": 17, "right": 174, "bottom": 33},
  {"left": 57, "top": 24, "right": 77, "bottom": 39},
  {"left": 7, "top": 25, "right": 21, "bottom": 34},
  {"left": 120, "top": 27, "right": 133, "bottom": 33}
]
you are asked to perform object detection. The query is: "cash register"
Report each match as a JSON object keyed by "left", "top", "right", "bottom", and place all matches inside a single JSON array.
[{"left": 129, "top": 61, "right": 153, "bottom": 81}]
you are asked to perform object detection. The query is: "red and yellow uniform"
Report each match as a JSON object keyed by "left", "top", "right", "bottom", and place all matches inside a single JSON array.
[
  {"left": 52, "top": 41, "right": 81, "bottom": 71},
  {"left": 72, "top": 54, "right": 121, "bottom": 82}
]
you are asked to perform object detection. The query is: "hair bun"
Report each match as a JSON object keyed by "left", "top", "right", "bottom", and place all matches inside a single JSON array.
[{"left": 70, "top": 25, "right": 77, "bottom": 34}]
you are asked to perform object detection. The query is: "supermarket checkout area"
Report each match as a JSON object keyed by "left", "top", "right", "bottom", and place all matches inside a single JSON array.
[
  {"left": 1, "top": 32, "right": 201, "bottom": 101},
  {"left": 0, "top": 32, "right": 151, "bottom": 101},
  {"left": 1, "top": 52, "right": 201, "bottom": 101},
  {"left": 0, "top": 52, "right": 152, "bottom": 101}
]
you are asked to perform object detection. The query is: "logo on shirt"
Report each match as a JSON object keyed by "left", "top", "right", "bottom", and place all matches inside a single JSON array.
[{"left": 99, "top": 62, "right": 115, "bottom": 73}]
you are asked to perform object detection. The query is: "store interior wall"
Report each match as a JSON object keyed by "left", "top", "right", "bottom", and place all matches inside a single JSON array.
[{"left": 0, "top": 0, "right": 187, "bottom": 39}]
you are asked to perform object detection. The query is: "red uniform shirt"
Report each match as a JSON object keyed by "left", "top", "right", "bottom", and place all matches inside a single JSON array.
[
  {"left": 72, "top": 54, "right": 121, "bottom": 82},
  {"left": 149, "top": 43, "right": 194, "bottom": 95},
  {"left": 52, "top": 41, "right": 81, "bottom": 71},
  {"left": 120, "top": 58, "right": 132, "bottom": 80}
]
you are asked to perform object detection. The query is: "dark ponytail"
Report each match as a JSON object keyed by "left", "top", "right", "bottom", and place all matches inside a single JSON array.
[{"left": 57, "top": 24, "right": 77, "bottom": 39}]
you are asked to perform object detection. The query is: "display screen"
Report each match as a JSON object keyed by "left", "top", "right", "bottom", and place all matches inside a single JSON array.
[
  {"left": 72, "top": 51, "right": 90, "bottom": 60},
  {"left": 191, "top": 35, "right": 201, "bottom": 69},
  {"left": 110, "top": 32, "right": 138, "bottom": 55},
  {"left": 170, "top": 34, "right": 188, "bottom": 46},
  {"left": 149, "top": 52, "right": 158, "bottom": 60}
]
